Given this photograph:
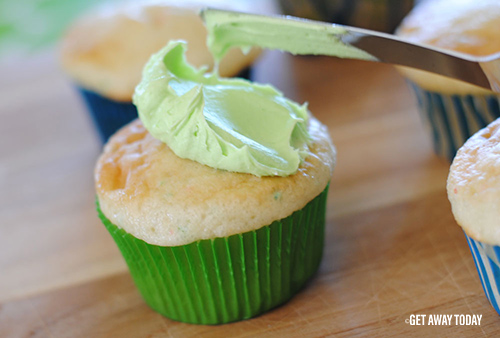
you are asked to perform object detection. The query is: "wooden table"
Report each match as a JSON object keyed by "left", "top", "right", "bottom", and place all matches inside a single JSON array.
[{"left": 1, "top": 49, "right": 498, "bottom": 337}]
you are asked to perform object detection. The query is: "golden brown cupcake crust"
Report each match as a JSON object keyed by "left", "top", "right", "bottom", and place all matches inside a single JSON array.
[{"left": 95, "top": 118, "right": 335, "bottom": 246}]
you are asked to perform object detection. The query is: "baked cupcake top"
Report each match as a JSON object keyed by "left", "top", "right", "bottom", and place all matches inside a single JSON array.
[
  {"left": 96, "top": 117, "right": 335, "bottom": 246},
  {"left": 60, "top": 0, "right": 261, "bottom": 102},
  {"left": 447, "top": 118, "right": 500, "bottom": 245},
  {"left": 396, "top": 0, "right": 500, "bottom": 94}
]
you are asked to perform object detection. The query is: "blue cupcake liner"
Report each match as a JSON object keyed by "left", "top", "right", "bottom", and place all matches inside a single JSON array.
[
  {"left": 77, "top": 87, "right": 138, "bottom": 143},
  {"left": 409, "top": 82, "right": 500, "bottom": 161},
  {"left": 465, "top": 233, "right": 500, "bottom": 316}
]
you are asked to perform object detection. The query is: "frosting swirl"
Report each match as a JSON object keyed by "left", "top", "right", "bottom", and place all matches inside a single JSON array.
[{"left": 133, "top": 40, "right": 311, "bottom": 176}]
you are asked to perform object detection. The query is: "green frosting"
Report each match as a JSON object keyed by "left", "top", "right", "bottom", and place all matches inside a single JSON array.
[
  {"left": 202, "top": 9, "right": 376, "bottom": 62},
  {"left": 133, "top": 41, "right": 310, "bottom": 177}
]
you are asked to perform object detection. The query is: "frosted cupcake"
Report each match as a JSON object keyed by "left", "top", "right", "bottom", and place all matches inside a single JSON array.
[
  {"left": 60, "top": 0, "right": 261, "bottom": 142},
  {"left": 448, "top": 118, "right": 500, "bottom": 315},
  {"left": 396, "top": 0, "right": 500, "bottom": 161},
  {"left": 94, "top": 41, "right": 336, "bottom": 324}
]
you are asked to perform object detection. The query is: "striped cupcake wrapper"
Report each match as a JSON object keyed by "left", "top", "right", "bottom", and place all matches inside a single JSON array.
[
  {"left": 278, "top": 0, "right": 413, "bottom": 33},
  {"left": 97, "top": 185, "right": 329, "bottom": 324},
  {"left": 77, "top": 87, "right": 138, "bottom": 143},
  {"left": 465, "top": 233, "right": 500, "bottom": 315},
  {"left": 409, "top": 82, "right": 500, "bottom": 161}
]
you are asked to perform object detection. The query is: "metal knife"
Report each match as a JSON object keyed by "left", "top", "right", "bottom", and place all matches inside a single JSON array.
[{"left": 201, "top": 8, "right": 500, "bottom": 93}]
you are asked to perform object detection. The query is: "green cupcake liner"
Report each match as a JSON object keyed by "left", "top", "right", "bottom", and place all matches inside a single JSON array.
[{"left": 97, "top": 185, "right": 328, "bottom": 325}]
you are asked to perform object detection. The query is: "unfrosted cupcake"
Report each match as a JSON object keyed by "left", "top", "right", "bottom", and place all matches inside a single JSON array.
[
  {"left": 396, "top": 0, "right": 500, "bottom": 161},
  {"left": 448, "top": 117, "right": 500, "bottom": 315},
  {"left": 60, "top": 0, "right": 261, "bottom": 142},
  {"left": 94, "top": 41, "right": 336, "bottom": 324},
  {"left": 278, "top": 0, "right": 414, "bottom": 33}
]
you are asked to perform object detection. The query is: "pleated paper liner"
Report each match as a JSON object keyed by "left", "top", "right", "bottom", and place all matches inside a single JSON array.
[
  {"left": 97, "top": 185, "right": 329, "bottom": 325},
  {"left": 465, "top": 233, "right": 500, "bottom": 316},
  {"left": 409, "top": 82, "right": 500, "bottom": 161},
  {"left": 77, "top": 87, "right": 138, "bottom": 144}
]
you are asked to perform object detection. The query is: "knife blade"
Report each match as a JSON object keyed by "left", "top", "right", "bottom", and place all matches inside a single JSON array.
[{"left": 201, "top": 8, "right": 500, "bottom": 93}]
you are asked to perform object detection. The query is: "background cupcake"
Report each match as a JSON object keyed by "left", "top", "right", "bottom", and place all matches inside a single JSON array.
[
  {"left": 448, "top": 117, "right": 500, "bottom": 315},
  {"left": 59, "top": 0, "right": 262, "bottom": 143},
  {"left": 278, "top": 0, "right": 414, "bottom": 33},
  {"left": 396, "top": 0, "right": 500, "bottom": 161},
  {"left": 94, "top": 40, "right": 336, "bottom": 324}
]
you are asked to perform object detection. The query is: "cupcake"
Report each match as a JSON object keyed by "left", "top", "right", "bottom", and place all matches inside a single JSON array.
[
  {"left": 60, "top": 0, "right": 261, "bottom": 143},
  {"left": 278, "top": 0, "right": 414, "bottom": 33},
  {"left": 448, "top": 118, "right": 500, "bottom": 315},
  {"left": 396, "top": 0, "right": 500, "bottom": 161},
  {"left": 94, "top": 41, "right": 336, "bottom": 324}
]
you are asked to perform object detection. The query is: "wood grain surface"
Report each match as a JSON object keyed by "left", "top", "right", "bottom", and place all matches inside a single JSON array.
[{"left": 1, "top": 50, "right": 498, "bottom": 337}]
